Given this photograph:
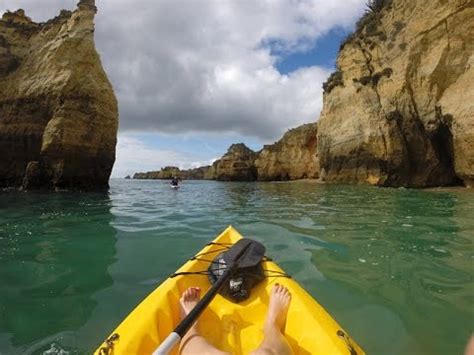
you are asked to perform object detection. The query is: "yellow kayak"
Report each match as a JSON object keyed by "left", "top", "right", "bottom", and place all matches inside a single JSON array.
[{"left": 95, "top": 226, "right": 364, "bottom": 354}]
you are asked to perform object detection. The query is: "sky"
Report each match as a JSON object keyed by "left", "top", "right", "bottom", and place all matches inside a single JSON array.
[{"left": 0, "top": 0, "right": 366, "bottom": 177}]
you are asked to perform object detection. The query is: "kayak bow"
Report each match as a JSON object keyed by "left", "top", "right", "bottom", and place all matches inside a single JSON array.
[{"left": 95, "top": 226, "right": 365, "bottom": 355}]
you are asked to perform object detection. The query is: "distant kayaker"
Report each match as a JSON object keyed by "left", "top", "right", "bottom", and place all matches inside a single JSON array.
[
  {"left": 178, "top": 283, "right": 293, "bottom": 355},
  {"left": 170, "top": 176, "right": 179, "bottom": 187}
]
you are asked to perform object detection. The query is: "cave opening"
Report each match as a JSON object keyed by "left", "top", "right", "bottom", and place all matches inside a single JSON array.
[{"left": 431, "top": 110, "right": 464, "bottom": 187}]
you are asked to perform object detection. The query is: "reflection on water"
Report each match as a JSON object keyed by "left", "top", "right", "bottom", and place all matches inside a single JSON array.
[
  {"left": 0, "top": 192, "right": 116, "bottom": 354},
  {"left": 0, "top": 180, "right": 472, "bottom": 355},
  {"left": 224, "top": 183, "right": 473, "bottom": 355},
  {"left": 307, "top": 188, "right": 474, "bottom": 355}
]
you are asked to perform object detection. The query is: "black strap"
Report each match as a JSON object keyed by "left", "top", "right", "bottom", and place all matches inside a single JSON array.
[{"left": 170, "top": 268, "right": 291, "bottom": 279}]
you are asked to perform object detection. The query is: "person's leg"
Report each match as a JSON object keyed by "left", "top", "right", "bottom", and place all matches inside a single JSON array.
[
  {"left": 250, "top": 284, "right": 293, "bottom": 355},
  {"left": 178, "top": 287, "right": 230, "bottom": 355},
  {"left": 465, "top": 335, "right": 474, "bottom": 355}
]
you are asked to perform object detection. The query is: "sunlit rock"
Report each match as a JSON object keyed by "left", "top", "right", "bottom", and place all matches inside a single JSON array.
[
  {"left": 0, "top": 0, "right": 118, "bottom": 190},
  {"left": 317, "top": 0, "right": 473, "bottom": 187}
]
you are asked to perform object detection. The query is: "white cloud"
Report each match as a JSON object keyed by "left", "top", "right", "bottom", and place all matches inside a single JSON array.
[{"left": 1, "top": 0, "right": 366, "bottom": 141}]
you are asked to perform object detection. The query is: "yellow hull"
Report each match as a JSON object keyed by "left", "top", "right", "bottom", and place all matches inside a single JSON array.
[{"left": 95, "top": 226, "right": 364, "bottom": 354}]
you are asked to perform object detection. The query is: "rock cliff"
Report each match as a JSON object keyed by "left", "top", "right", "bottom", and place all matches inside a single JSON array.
[
  {"left": 213, "top": 143, "right": 258, "bottom": 181},
  {"left": 133, "top": 123, "right": 319, "bottom": 181},
  {"left": 256, "top": 123, "right": 319, "bottom": 181},
  {"left": 134, "top": 166, "right": 181, "bottom": 180},
  {"left": 0, "top": 0, "right": 118, "bottom": 190},
  {"left": 187, "top": 166, "right": 215, "bottom": 180},
  {"left": 318, "top": 0, "right": 473, "bottom": 187},
  {"left": 133, "top": 165, "right": 215, "bottom": 180}
]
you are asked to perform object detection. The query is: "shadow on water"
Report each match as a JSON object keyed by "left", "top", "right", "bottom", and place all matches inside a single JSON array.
[{"left": 0, "top": 191, "right": 117, "bottom": 354}]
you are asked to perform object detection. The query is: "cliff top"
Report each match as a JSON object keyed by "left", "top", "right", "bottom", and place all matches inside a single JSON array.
[
  {"left": 262, "top": 123, "right": 317, "bottom": 151},
  {"left": 226, "top": 143, "right": 256, "bottom": 155},
  {"left": 340, "top": 0, "right": 393, "bottom": 50},
  {"left": 1, "top": 0, "right": 96, "bottom": 29}
]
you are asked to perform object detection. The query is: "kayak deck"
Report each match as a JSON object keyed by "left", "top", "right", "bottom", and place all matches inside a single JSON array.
[{"left": 95, "top": 226, "right": 364, "bottom": 354}]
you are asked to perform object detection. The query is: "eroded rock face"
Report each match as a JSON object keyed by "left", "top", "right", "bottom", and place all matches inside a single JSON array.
[
  {"left": 256, "top": 123, "right": 319, "bottom": 181},
  {"left": 213, "top": 143, "right": 258, "bottom": 181},
  {"left": 133, "top": 165, "right": 215, "bottom": 180},
  {"left": 0, "top": 1, "right": 118, "bottom": 190},
  {"left": 133, "top": 124, "right": 320, "bottom": 181},
  {"left": 318, "top": 0, "right": 473, "bottom": 187},
  {"left": 187, "top": 166, "right": 215, "bottom": 180},
  {"left": 133, "top": 166, "right": 181, "bottom": 180},
  {"left": 134, "top": 166, "right": 180, "bottom": 180}
]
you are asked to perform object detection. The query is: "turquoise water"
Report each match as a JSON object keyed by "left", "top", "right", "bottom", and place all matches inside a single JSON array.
[{"left": 0, "top": 179, "right": 473, "bottom": 354}]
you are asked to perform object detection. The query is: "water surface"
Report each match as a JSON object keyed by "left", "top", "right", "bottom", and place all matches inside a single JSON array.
[{"left": 0, "top": 180, "right": 473, "bottom": 354}]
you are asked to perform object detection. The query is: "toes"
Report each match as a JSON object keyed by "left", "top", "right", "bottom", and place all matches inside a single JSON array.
[
  {"left": 182, "top": 287, "right": 201, "bottom": 302},
  {"left": 272, "top": 283, "right": 291, "bottom": 301},
  {"left": 182, "top": 287, "right": 196, "bottom": 301},
  {"left": 191, "top": 287, "right": 200, "bottom": 300},
  {"left": 273, "top": 283, "right": 287, "bottom": 293},
  {"left": 183, "top": 289, "right": 191, "bottom": 301}
]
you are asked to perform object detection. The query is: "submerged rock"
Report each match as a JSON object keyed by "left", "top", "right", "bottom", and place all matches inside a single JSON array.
[
  {"left": 0, "top": 0, "right": 118, "bottom": 190},
  {"left": 317, "top": 0, "right": 473, "bottom": 187}
]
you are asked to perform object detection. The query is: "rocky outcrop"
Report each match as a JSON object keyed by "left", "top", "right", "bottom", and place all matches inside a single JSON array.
[
  {"left": 256, "top": 123, "right": 319, "bottom": 180},
  {"left": 133, "top": 143, "right": 258, "bottom": 181},
  {"left": 133, "top": 124, "right": 320, "bottom": 181},
  {"left": 318, "top": 0, "right": 473, "bottom": 187},
  {"left": 134, "top": 166, "right": 181, "bottom": 180},
  {"left": 213, "top": 143, "right": 258, "bottom": 181},
  {"left": 0, "top": 0, "right": 118, "bottom": 190},
  {"left": 186, "top": 166, "right": 215, "bottom": 180},
  {"left": 133, "top": 165, "right": 215, "bottom": 180}
]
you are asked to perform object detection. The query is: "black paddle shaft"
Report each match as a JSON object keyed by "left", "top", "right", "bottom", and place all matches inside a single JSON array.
[
  {"left": 174, "top": 264, "right": 233, "bottom": 337},
  {"left": 174, "top": 239, "right": 264, "bottom": 337}
]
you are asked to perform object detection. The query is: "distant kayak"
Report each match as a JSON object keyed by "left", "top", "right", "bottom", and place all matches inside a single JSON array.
[
  {"left": 94, "top": 226, "right": 365, "bottom": 354},
  {"left": 170, "top": 184, "right": 179, "bottom": 189}
]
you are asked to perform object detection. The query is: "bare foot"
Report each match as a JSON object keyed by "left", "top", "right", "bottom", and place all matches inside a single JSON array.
[
  {"left": 180, "top": 287, "right": 201, "bottom": 319},
  {"left": 179, "top": 287, "right": 230, "bottom": 355},
  {"left": 265, "top": 283, "right": 291, "bottom": 333},
  {"left": 465, "top": 335, "right": 474, "bottom": 355}
]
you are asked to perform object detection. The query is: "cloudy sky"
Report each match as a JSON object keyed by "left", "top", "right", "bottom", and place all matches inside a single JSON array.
[{"left": 1, "top": 0, "right": 366, "bottom": 177}]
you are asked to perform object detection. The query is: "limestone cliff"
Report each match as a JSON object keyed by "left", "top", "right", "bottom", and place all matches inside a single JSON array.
[
  {"left": 0, "top": 0, "right": 118, "bottom": 190},
  {"left": 213, "top": 143, "right": 258, "bottom": 181},
  {"left": 134, "top": 166, "right": 181, "bottom": 180},
  {"left": 318, "top": 0, "right": 473, "bottom": 187},
  {"left": 256, "top": 123, "right": 319, "bottom": 181},
  {"left": 133, "top": 165, "right": 215, "bottom": 180},
  {"left": 133, "top": 143, "right": 257, "bottom": 182},
  {"left": 187, "top": 166, "right": 215, "bottom": 180},
  {"left": 133, "top": 124, "right": 319, "bottom": 181}
]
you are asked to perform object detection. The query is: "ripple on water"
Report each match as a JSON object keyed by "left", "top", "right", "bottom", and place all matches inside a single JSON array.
[{"left": 0, "top": 180, "right": 472, "bottom": 355}]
